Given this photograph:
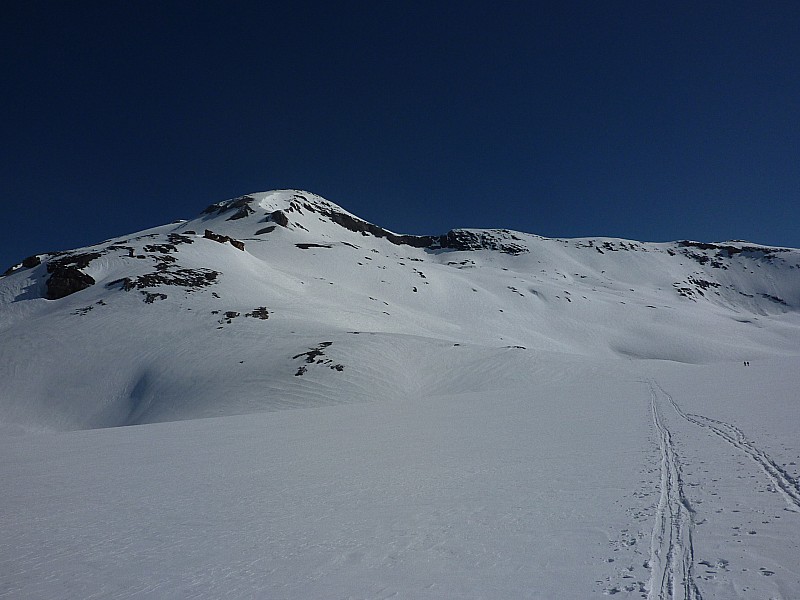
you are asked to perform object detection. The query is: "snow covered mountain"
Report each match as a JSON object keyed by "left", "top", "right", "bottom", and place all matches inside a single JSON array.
[
  {"left": 3, "top": 190, "right": 800, "bottom": 599},
  {"left": 1, "top": 189, "right": 799, "bottom": 431}
]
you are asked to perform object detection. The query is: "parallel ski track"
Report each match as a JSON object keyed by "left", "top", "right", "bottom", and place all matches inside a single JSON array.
[
  {"left": 652, "top": 380, "right": 800, "bottom": 512},
  {"left": 647, "top": 382, "right": 703, "bottom": 600}
]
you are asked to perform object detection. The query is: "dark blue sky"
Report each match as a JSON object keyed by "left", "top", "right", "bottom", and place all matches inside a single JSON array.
[{"left": 2, "top": 1, "right": 799, "bottom": 270}]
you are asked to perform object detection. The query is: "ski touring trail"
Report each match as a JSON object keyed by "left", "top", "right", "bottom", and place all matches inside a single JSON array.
[
  {"left": 651, "top": 380, "right": 800, "bottom": 512},
  {"left": 647, "top": 381, "right": 703, "bottom": 600}
]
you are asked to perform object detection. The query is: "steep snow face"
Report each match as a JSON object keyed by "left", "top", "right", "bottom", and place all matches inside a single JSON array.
[{"left": 1, "top": 189, "right": 799, "bottom": 430}]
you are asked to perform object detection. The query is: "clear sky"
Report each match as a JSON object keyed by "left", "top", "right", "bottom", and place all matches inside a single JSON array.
[{"left": 2, "top": 1, "right": 799, "bottom": 271}]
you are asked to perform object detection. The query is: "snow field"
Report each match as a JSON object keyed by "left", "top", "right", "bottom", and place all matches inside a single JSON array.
[{"left": 2, "top": 190, "right": 799, "bottom": 597}]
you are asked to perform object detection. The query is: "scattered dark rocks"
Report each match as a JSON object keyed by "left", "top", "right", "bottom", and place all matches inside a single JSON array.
[
  {"left": 673, "top": 284, "right": 697, "bottom": 300},
  {"left": 291, "top": 341, "right": 343, "bottom": 376},
  {"left": 679, "top": 240, "right": 733, "bottom": 252},
  {"left": 48, "top": 252, "right": 102, "bottom": 271},
  {"left": 761, "top": 293, "right": 788, "bottom": 306},
  {"left": 153, "top": 255, "right": 177, "bottom": 271},
  {"left": 204, "top": 229, "right": 245, "bottom": 251},
  {"left": 293, "top": 341, "right": 333, "bottom": 363},
  {"left": 245, "top": 307, "right": 269, "bottom": 319},
  {"left": 687, "top": 277, "right": 720, "bottom": 290},
  {"left": 683, "top": 251, "right": 710, "bottom": 265},
  {"left": 218, "top": 310, "right": 239, "bottom": 324},
  {"left": 107, "top": 268, "right": 219, "bottom": 293},
  {"left": 446, "top": 259, "right": 476, "bottom": 268},
  {"left": 106, "top": 244, "right": 134, "bottom": 254},
  {"left": 142, "top": 292, "right": 167, "bottom": 303},
  {"left": 143, "top": 243, "right": 177, "bottom": 254}
]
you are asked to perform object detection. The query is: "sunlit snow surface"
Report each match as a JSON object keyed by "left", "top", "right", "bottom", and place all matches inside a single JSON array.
[{"left": 1, "top": 191, "right": 799, "bottom": 598}]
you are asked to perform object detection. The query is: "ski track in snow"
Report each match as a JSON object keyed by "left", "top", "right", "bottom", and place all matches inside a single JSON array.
[
  {"left": 652, "top": 380, "right": 800, "bottom": 512},
  {"left": 647, "top": 381, "right": 703, "bottom": 600}
]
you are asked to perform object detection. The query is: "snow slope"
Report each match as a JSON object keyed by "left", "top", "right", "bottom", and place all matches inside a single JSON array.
[
  {"left": 1, "top": 190, "right": 799, "bottom": 598},
  {"left": 1, "top": 189, "right": 798, "bottom": 430}
]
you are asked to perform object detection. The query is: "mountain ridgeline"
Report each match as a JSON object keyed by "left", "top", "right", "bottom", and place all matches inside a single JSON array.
[{"left": 1, "top": 190, "right": 799, "bottom": 430}]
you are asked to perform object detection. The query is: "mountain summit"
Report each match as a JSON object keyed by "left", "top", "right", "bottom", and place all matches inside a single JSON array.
[{"left": 1, "top": 190, "right": 799, "bottom": 430}]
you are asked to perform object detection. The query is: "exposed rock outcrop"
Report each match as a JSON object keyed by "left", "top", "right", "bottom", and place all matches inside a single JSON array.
[
  {"left": 203, "top": 230, "right": 245, "bottom": 251},
  {"left": 202, "top": 195, "right": 255, "bottom": 216},
  {"left": 435, "top": 230, "right": 529, "bottom": 255},
  {"left": 269, "top": 210, "right": 289, "bottom": 228},
  {"left": 2, "top": 254, "right": 41, "bottom": 276},
  {"left": 46, "top": 266, "right": 95, "bottom": 300},
  {"left": 43, "top": 252, "right": 102, "bottom": 299},
  {"left": 22, "top": 255, "right": 41, "bottom": 269},
  {"left": 245, "top": 307, "right": 269, "bottom": 319},
  {"left": 227, "top": 205, "right": 255, "bottom": 221}
]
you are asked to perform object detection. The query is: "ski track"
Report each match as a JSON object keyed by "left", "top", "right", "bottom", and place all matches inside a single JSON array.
[
  {"left": 647, "top": 382, "right": 703, "bottom": 600},
  {"left": 652, "top": 380, "right": 800, "bottom": 512}
]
